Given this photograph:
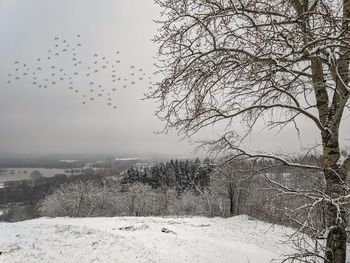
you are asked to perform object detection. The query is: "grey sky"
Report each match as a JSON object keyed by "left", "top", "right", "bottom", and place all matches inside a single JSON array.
[
  {"left": 0, "top": 0, "right": 349, "bottom": 156},
  {"left": 0, "top": 0, "right": 195, "bottom": 156}
]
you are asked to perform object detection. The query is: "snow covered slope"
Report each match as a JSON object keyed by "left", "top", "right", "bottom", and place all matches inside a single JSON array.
[{"left": 0, "top": 215, "right": 347, "bottom": 263}]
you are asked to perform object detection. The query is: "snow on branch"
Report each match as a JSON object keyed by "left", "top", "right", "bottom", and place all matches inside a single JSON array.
[{"left": 217, "top": 135, "right": 323, "bottom": 171}]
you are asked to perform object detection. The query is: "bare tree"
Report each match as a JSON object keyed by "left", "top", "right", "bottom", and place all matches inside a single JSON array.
[
  {"left": 210, "top": 160, "right": 254, "bottom": 216},
  {"left": 123, "top": 183, "right": 159, "bottom": 216},
  {"left": 150, "top": 1, "right": 350, "bottom": 262},
  {"left": 30, "top": 170, "right": 44, "bottom": 186},
  {"left": 39, "top": 181, "right": 112, "bottom": 217}
]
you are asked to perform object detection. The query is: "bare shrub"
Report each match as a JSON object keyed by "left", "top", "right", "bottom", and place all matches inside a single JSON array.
[{"left": 39, "top": 181, "right": 112, "bottom": 217}]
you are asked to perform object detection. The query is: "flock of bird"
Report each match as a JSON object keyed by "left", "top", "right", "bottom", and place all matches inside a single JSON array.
[{"left": 6, "top": 35, "right": 155, "bottom": 109}]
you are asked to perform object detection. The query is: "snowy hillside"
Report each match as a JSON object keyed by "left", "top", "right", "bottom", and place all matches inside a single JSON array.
[{"left": 0, "top": 215, "right": 348, "bottom": 263}]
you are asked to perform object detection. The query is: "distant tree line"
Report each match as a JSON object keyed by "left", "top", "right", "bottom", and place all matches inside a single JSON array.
[
  {"left": 0, "top": 158, "right": 84, "bottom": 169},
  {"left": 37, "top": 155, "right": 338, "bottom": 225},
  {"left": 0, "top": 169, "right": 101, "bottom": 205},
  {"left": 121, "top": 159, "right": 212, "bottom": 193}
]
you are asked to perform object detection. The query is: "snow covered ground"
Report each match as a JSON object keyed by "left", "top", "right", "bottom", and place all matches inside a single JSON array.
[{"left": 0, "top": 215, "right": 348, "bottom": 263}]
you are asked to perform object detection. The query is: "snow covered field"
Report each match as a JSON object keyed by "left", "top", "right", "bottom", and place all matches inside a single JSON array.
[{"left": 0, "top": 215, "right": 348, "bottom": 263}]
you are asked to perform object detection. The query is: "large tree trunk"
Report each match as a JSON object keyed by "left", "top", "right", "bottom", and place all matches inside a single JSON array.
[
  {"left": 323, "top": 148, "right": 348, "bottom": 263},
  {"left": 325, "top": 207, "right": 347, "bottom": 263},
  {"left": 324, "top": 187, "right": 347, "bottom": 263}
]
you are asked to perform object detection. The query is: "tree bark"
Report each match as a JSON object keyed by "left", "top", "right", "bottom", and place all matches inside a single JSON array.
[
  {"left": 324, "top": 190, "right": 347, "bottom": 263},
  {"left": 325, "top": 207, "right": 347, "bottom": 263},
  {"left": 323, "top": 148, "right": 348, "bottom": 262}
]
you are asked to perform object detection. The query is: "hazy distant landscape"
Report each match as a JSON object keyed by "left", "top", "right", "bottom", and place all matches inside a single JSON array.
[{"left": 0, "top": 153, "right": 164, "bottom": 183}]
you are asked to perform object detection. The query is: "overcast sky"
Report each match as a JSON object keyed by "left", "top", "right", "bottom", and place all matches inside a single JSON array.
[
  {"left": 0, "top": 0, "right": 195, "bottom": 156},
  {"left": 0, "top": 0, "right": 349, "bottom": 157}
]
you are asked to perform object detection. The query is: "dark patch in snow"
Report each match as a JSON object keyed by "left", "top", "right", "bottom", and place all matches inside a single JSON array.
[
  {"left": 118, "top": 224, "right": 148, "bottom": 231},
  {"left": 161, "top": 228, "right": 175, "bottom": 234}
]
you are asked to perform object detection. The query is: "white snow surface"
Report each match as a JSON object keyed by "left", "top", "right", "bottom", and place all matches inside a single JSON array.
[{"left": 0, "top": 215, "right": 348, "bottom": 263}]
